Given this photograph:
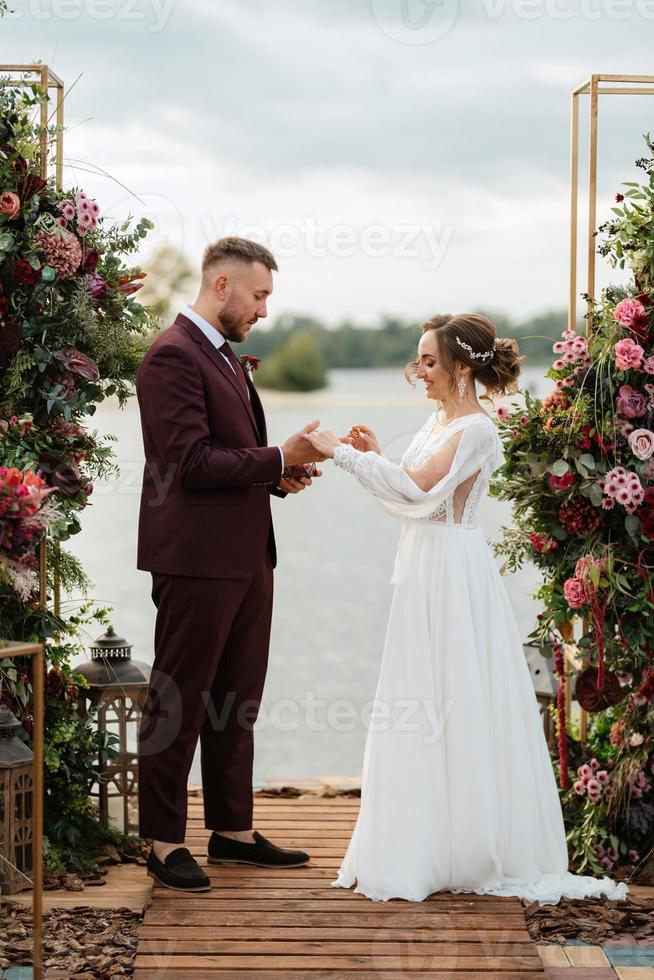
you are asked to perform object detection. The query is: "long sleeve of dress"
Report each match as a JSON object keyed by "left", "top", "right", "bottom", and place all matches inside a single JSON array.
[{"left": 333, "top": 418, "right": 502, "bottom": 521}]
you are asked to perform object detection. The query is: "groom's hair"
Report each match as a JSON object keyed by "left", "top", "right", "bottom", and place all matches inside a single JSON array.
[{"left": 202, "top": 237, "right": 278, "bottom": 276}]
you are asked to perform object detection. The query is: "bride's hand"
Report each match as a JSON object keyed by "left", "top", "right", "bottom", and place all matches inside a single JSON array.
[
  {"left": 346, "top": 424, "right": 382, "bottom": 455},
  {"left": 303, "top": 429, "right": 342, "bottom": 458}
]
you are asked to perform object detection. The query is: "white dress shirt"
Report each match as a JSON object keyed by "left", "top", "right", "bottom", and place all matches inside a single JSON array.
[{"left": 181, "top": 305, "right": 285, "bottom": 479}]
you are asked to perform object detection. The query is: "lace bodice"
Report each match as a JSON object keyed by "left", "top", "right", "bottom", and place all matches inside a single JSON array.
[{"left": 333, "top": 412, "right": 503, "bottom": 527}]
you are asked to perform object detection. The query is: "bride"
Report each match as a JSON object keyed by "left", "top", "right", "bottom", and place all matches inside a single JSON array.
[{"left": 304, "top": 312, "right": 629, "bottom": 906}]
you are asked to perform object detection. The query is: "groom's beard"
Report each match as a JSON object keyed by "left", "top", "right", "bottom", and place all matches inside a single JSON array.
[{"left": 219, "top": 299, "right": 253, "bottom": 343}]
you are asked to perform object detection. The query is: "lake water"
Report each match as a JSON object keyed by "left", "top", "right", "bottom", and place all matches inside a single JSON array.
[{"left": 68, "top": 366, "right": 552, "bottom": 786}]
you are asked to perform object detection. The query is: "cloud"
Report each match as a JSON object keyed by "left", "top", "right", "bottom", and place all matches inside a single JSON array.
[{"left": 1, "top": 0, "right": 651, "bottom": 318}]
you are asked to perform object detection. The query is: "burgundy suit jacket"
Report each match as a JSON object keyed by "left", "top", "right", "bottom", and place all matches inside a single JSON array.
[{"left": 136, "top": 312, "right": 285, "bottom": 579}]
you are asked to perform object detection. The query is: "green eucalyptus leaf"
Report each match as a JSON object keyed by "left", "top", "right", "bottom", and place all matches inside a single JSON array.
[{"left": 550, "top": 459, "right": 570, "bottom": 477}]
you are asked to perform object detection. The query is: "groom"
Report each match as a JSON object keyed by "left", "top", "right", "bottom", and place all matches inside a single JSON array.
[{"left": 136, "top": 237, "right": 326, "bottom": 891}]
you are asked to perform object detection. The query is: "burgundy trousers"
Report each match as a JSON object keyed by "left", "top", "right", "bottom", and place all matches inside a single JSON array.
[{"left": 137, "top": 554, "right": 274, "bottom": 842}]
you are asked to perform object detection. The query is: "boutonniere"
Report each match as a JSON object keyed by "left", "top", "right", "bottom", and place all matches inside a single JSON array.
[{"left": 239, "top": 354, "right": 261, "bottom": 378}]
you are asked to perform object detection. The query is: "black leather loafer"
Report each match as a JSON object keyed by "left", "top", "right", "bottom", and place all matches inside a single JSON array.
[
  {"left": 207, "top": 830, "right": 310, "bottom": 868},
  {"left": 147, "top": 846, "right": 211, "bottom": 891}
]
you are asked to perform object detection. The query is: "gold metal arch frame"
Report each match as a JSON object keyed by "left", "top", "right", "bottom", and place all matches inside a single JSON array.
[
  {"left": 569, "top": 73, "right": 654, "bottom": 333},
  {"left": 0, "top": 643, "right": 45, "bottom": 980},
  {"left": 567, "top": 74, "right": 654, "bottom": 742},
  {"left": 0, "top": 64, "right": 64, "bottom": 186}
]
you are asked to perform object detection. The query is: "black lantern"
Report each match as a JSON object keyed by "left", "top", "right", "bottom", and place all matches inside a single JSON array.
[
  {"left": 75, "top": 627, "right": 150, "bottom": 834},
  {"left": 0, "top": 706, "right": 34, "bottom": 894}
]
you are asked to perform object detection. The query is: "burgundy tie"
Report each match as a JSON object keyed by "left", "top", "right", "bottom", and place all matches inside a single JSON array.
[{"left": 221, "top": 342, "right": 250, "bottom": 400}]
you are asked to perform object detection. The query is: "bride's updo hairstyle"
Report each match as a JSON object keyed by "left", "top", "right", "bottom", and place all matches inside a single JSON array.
[{"left": 405, "top": 313, "right": 523, "bottom": 401}]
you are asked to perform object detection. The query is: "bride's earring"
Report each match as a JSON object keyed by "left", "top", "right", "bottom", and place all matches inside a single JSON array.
[{"left": 458, "top": 375, "right": 466, "bottom": 400}]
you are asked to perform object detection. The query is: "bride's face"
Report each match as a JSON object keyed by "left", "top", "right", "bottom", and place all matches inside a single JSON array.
[{"left": 415, "top": 331, "right": 452, "bottom": 401}]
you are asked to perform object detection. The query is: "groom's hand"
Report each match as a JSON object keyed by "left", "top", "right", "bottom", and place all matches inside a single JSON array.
[{"left": 282, "top": 420, "right": 329, "bottom": 465}]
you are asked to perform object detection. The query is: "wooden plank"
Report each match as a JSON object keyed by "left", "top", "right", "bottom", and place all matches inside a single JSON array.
[
  {"left": 134, "top": 972, "right": 549, "bottom": 980},
  {"left": 139, "top": 926, "right": 533, "bottom": 942},
  {"left": 148, "top": 896, "right": 527, "bottom": 914},
  {"left": 137, "top": 939, "right": 539, "bottom": 955},
  {"left": 151, "top": 889, "right": 523, "bottom": 910},
  {"left": 143, "top": 909, "right": 527, "bottom": 926},
  {"left": 133, "top": 954, "right": 544, "bottom": 970},
  {"left": 188, "top": 876, "right": 527, "bottom": 903}
]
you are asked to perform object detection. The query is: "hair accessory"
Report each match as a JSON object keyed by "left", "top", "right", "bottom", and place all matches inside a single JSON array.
[{"left": 455, "top": 335, "right": 497, "bottom": 361}]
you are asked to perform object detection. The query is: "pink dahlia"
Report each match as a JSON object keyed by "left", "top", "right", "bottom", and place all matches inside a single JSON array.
[{"left": 36, "top": 229, "right": 82, "bottom": 278}]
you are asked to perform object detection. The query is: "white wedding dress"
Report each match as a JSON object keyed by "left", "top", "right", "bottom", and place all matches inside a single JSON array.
[{"left": 330, "top": 410, "right": 629, "bottom": 905}]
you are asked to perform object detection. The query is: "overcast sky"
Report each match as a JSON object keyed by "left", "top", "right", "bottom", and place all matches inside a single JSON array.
[{"left": 2, "top": 0, "right": 653, "bottom": 324}]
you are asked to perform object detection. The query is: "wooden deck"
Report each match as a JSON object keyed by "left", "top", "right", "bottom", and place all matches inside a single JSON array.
[{"left": 134, "top": 791, "right": 545, "bottom": 978}]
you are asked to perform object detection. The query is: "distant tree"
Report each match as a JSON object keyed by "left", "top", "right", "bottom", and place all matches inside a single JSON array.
[
  {"left": 137, "top": 243, "right": 196, "bottom": 334},
  {"left": 256, "top": 330, "right": 328, "bottom": 392}
]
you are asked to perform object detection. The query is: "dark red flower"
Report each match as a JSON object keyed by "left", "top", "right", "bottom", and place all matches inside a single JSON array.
[
  {"left": 14, "top": 258, "right": 40, "bottom": 286},
  {"left": 240, "top": 354, "right": 261, "bottom": 372},
  {"left": 16, "top": 167, "right": 47, "bottom": 200},
  {"left": 82, "top": 248, "right": 100, "bottom": 274},
  {"left": 53, "top": 348, "right": 100, "bottom": 382},
  {"left": 38, "top": 453, "right": 84, "bottom": 497},
  {"left": 594, "top": 432, "right": 616, "bottom": 454},
  {"left": 559, "top": 496, "right": 603, "bottom": 536},
  {"left": 0, "top": 297, "right": 9, "bottom": 317},
  {"left": 615, "top": 193, "right": 625, "bottom": 203}
]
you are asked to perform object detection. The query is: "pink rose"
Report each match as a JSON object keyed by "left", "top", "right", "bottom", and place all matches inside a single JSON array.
[
  {"left": 615, "top": 338, "right": 644, "bottom": 371},
  {"left": 564, "top": 577, "right": 587, "bottom": 609},
  {"left": 628, "top": 428, "right": 654, "bottom": 460},
  {"left": 617, "top": 384, "right": 648, "bottom": 419},
  {"left": 614, "top": 297, "right": 647, "bottom": 328},
  {"left": 0, "top": 191, "right": 20, "bottom": 219},
  {"left": 644, "top": 356, "right": 654, "bottom": 375}
]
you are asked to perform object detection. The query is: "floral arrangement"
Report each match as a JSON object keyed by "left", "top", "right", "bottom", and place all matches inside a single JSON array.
[
  {"left": 0, "top": 77, "right": 157, "bottom": 870},
  {"left": 0, "top": 89, "right": 156, "bottom": 423},
  {"left": 0, "top": 464, "right": 61, "bottom": 599},
  {"left": 490, "top": 135, "right": 654, "bottom": 877}
]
